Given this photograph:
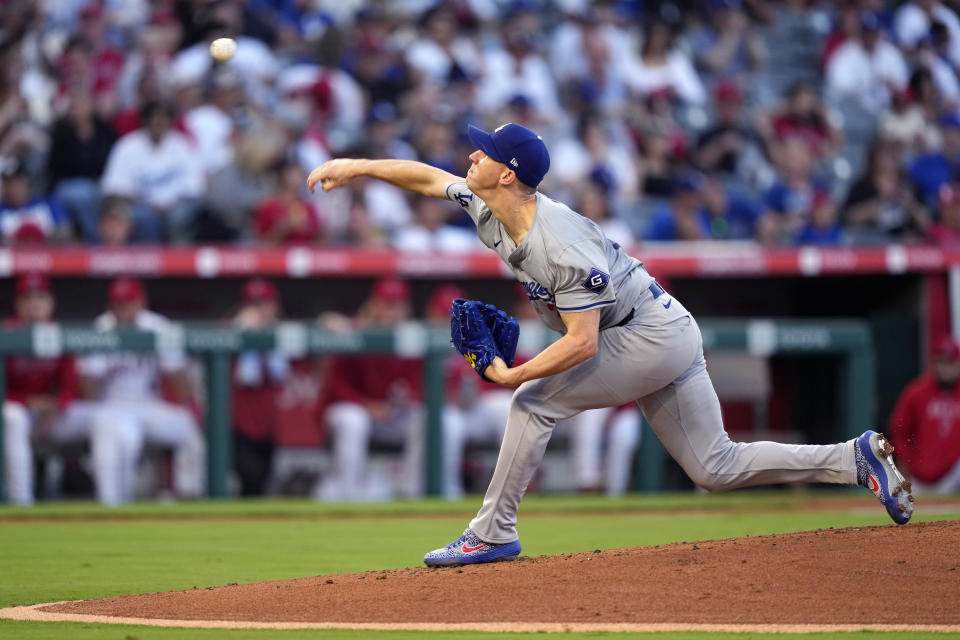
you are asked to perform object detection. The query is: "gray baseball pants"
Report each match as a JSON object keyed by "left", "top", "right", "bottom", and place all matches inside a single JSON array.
[{"left": 469, "top": 291, "right": 857, "bottom": 543}]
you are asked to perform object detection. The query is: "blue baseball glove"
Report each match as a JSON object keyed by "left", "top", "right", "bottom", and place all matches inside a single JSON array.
[
  {"left": 450, "top": 299, "right": 519, "bottom": 380},
  {"left": 477, "top": 303, "right": 519, "bottom": 367}
]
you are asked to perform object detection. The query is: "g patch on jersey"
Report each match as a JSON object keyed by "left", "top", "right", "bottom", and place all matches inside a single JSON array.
[{"left": 583, "top": 268, "right": 610, "bottom": 294}]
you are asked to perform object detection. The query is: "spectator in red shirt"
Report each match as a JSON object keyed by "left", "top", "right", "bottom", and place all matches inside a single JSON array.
[
  {"left": 232, "top": 278, "right": 289, "bottom": 496},
  {"left": 313, "top": 277, "right": 424, "bottom": 501},
  {"left": 889, "top": 336, "right": 960, "bottom": 492},
  {"left": 67, "top": 2, "right": 125, "bottom": 109},
  {"left": 926, "top": 182, "right": 960, "bottom": 245},
  {"left": 762, "top": 82, "right": 842, "bottom": 162},
  {"left": 254, "top": 159, "right": 325, "bottom": 246},
  {"left": 3, "top": 274, "right": 90, "bottom": 505}
]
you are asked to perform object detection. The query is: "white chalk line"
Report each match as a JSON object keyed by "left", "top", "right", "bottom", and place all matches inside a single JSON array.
[{"left": 2, "top": 602, "right": 959, "bottom": 633}]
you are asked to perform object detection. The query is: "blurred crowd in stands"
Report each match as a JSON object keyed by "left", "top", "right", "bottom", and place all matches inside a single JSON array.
[{"left": 6, "top": 0, "right": 960, "bottom": 247}]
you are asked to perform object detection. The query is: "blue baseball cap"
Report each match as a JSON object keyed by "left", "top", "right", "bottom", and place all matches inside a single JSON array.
[{"left": 467, "top": 123, "right": 551, "bottom": 188}]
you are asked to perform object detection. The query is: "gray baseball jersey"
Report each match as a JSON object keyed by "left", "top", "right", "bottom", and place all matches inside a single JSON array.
[{"left": 446, "top": 181, "right": 653, "bottom": 332}]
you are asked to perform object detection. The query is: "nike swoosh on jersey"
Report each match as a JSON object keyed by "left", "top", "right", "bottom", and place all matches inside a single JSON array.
[
  {"left": 494, "top": 239, "right": 502, "bottom": 247},
  {"left": 662, "top": 299, "right": 672, "bottom": 309}
]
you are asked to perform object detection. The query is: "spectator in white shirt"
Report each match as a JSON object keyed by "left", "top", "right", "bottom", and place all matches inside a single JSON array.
[
  {"left": 879, "top": 86, "right": 941, "bottom": 152},
  {"left": 552, "top": 17, "right": 630, "bottom": 117},
  {"left": 276, "top": 64, "right": 365, "bottom": 161},
  {"left": 475, "top": 5, "right": 561, "bottom": 123},
  {"left": 168, "top": 4, "right": 277, "bottom": 104},
  {"left": 826, "top": 12, "right": 909, "bottom": 116},
  {"left": 182, "top": 68, "right": 245, "bottom": 176},
  {"left": 550, "top": 5, "right": 634, "bottom": 88},
  {"left": 895, "top": 0, "right": 960, "bottom": 67},
  {"left": 392, "top": 194, "right": 479, "bottom": 251},
  {"left": 548, "top": 115, "right": 639, "bottom": 208},
  {"left": 623, "top": 20, "right": 706, "bottom": 106},
  {"left": 921, "top": 21, "right": 960, "bottom": 108},
  {"left": 100, "top": 101, "right": 204, "bottom": 243},
  {"left": 690, "top": 0, "right": 767, "bottom": 85},
  {"left": 405, "top": 5, "right": 481, "bottom": 87}
]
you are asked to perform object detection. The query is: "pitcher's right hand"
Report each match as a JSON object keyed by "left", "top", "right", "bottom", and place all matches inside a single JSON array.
[{"left": 307, "top": 158, "right": 361, "bottom": 193}]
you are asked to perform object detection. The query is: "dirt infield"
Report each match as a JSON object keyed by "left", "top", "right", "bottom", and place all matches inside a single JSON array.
[{"left": 8, "top": 520, "right": 960, "bottom": 632}]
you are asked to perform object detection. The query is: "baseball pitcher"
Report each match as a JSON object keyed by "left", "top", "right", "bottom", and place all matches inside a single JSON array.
[{"left": 308, "top": 122, "right": 914, "bottom": 567}]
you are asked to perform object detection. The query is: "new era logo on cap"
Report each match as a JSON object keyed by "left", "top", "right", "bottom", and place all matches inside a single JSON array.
[{"left": 468, "top": 123, "right": 550, "bottom": 188}]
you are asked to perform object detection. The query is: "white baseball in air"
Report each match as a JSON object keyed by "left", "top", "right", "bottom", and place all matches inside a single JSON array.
[{"left": 209, "top": 37, "right": 237, "bottom": 63}]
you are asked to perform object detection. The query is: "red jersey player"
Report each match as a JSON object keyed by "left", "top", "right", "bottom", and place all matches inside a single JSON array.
[
  {"left": 889, "top": 336, "right": 960, "bottom": 493},
  {"left": 232, "top": 278, "right": 289, "bottom": 495},
  {"left": 313, "top": 277, "right": 423, "bottom": 501},
  {"left": 4, "top": 274, "right": 80, "bottom": 505}
]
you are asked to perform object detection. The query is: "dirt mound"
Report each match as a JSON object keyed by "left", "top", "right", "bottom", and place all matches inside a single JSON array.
[{"left": 43, "top": 520, "right": 960, "bottom": 626}]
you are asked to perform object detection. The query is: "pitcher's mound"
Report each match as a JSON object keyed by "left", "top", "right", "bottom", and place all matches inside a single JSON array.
[{"left": 26, "top": 520, "right": 960, "bottom": 631}]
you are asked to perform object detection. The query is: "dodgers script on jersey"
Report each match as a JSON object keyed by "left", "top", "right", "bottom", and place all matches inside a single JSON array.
[{"left": 446, "top": 181, "right": 653, "bottom": 333}]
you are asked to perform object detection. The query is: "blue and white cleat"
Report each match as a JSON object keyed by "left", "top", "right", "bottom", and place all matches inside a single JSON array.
[
  {"left": 854, "top": 430, "right": 914, "bottom": 525},
  {"left": 423, "top": 528, "right": 521, "bottom": 567}
]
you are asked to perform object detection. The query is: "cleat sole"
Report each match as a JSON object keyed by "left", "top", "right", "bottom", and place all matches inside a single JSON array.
[
  {"left": 857, "top": 431, "right": 916, "bottom": 525},
  {"left": 426, "top": 555, "right": 519, "bottom": 569}
]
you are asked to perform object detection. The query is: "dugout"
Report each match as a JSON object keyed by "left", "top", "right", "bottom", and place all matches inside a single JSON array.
[{"left": 0, "top": 243, "right": 943, "bottom": 498}]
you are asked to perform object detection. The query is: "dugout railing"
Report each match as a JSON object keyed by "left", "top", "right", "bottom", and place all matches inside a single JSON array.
[{"left": 0, "top": 319, "right": 875, "bottom": 501}]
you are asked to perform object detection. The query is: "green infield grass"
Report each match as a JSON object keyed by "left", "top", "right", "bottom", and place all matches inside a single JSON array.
[{"left": 1, "top": 491, "right": 958, "bottom": 640}]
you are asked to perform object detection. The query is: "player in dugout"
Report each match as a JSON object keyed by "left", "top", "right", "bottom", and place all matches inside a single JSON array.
[
  {"left": 4, "top": 274, "right": 93, "bottom": 505},
  {"left": 313, "top": 277, "right": 424, "bottom": 501},
  {"left": 308, "top": 122, "right": 915, "bottom": 567},
  {"left": 77, "top": 277, "right": 205, "bottom": 504},
  {"left": 889, "top": 335, "right": 960, "bottom": 493},
  {"left": 231, "top": 278, "right": 289, "bottom": 496}
]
